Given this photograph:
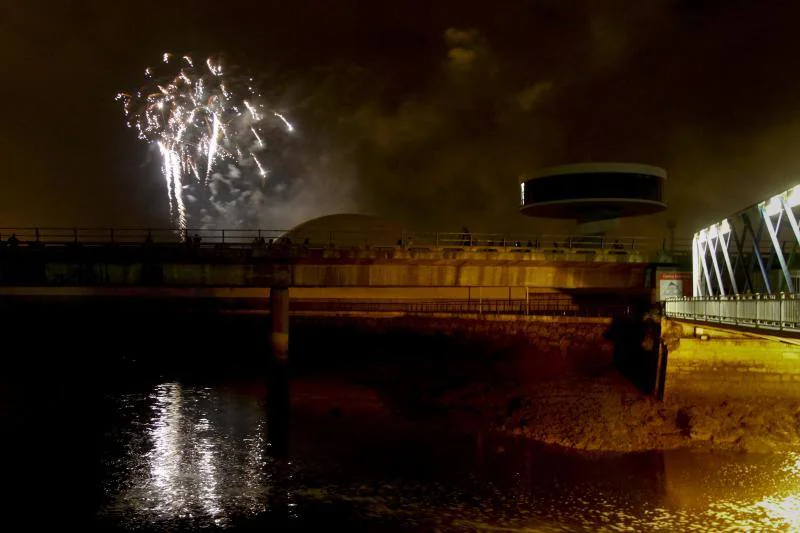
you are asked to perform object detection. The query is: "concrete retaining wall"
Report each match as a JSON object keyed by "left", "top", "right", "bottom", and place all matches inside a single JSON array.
[
  {"left": 660, "top": 320, "right": 800, "bottom": 401},
  {"left": 293, "top": 315, "right": 615, "bottom": 380},
  {"left": 291, "top": 262, "right": 648, "bottom": 288},
  {"left": 41, "top": 261, "right": 650, "bottom": 289}
]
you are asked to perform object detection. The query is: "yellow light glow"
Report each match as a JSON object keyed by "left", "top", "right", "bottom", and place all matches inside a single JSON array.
[
  {"left": 787, "top": 185, "right": 800, "bottom": 208},
  {"left": 762, "top": 196, "right": 783, "bottom": 217},
  {"left": 756, "top": 493, "right": 800, "bottom": 530}
]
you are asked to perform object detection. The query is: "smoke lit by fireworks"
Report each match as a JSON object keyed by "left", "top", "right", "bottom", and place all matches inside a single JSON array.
[{"left": 116, "top": 53, "right": 295, "bottom": 230}]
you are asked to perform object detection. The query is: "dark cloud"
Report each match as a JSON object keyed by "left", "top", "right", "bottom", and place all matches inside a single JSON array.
[{"left": 1, "top": 0, "right": 800, "bottom": 240}]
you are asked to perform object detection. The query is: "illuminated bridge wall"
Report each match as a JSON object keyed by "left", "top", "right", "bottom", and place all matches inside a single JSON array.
[
  {"left": 660, "top": 319, "right": 800, "bottom": 401},
  {"left": 0, "top": 239, "right": 662, "bottom": 290},
  {"left": 2, "top": 257, "right": 652, "bottom": 290}
]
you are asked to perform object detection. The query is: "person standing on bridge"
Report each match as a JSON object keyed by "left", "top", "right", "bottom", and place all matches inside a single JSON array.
[{"left": 461, "top": 227, "right": 472, "bottom": 246}]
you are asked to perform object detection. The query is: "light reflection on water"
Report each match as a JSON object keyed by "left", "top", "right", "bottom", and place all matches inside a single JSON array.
[
  {"left": 99, "top": 382, "right": 273, "bottom": 528},
  {"left": 97, "top": 382, "right": 800, "bottom": 531}
]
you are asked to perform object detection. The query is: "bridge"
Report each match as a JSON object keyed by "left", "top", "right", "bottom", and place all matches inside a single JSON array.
[
  {"left": 0, "top": 226, "right": 683, "bottom": 292},
  {"left": 662, "top": 182, "right": 800, "bottom": 402}
]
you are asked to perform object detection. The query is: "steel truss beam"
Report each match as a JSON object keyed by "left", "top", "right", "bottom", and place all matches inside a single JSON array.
[{"left": 693, "top": 185, "right": 800, "bottom": 297}]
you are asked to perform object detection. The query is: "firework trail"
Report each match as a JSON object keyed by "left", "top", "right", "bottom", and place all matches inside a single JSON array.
[{"left": 116, "top": 53, "right": 295, "bottom": 230}]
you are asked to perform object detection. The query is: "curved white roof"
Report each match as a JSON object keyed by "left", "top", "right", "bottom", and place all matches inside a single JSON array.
[{"left": 285, "top": 213, "right": 406, "bottom": 246}]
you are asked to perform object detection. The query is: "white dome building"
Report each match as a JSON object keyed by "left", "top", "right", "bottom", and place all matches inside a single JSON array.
[{"left": 284, "top": 213, "right": 407, "bottom": 248}]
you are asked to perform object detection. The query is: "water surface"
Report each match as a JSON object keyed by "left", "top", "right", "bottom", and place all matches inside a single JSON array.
[{"left": 79, "top": 381, "right": 800, "bottom": 531}]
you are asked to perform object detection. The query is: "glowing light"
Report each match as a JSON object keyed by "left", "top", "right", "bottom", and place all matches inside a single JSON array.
[
  {"left": 273, "top": 112, "right": 294, "bottom": 133},
  {"left": 254, "top": 156, "right": 267, "bottom": 177},
  {"left": 520, "top": 182, "right": 525, "bottom": 205},
  {"left": 117, "top": 53, "right": 296, "bottom": 230},
  {"left": 762, "top": 195, "right": 784, "bottom": 217},
  {"left": 756, "top": 494, "right": 800, "bottom": 529},
  {"left": 148, "top": 383, "right": 187, "bottom": 514},
  {"left": 787, "top": 185, "right": 800, "bottom": 208},
  {"left": 704, "top": 219, "right": 729, "bottom": 239}
]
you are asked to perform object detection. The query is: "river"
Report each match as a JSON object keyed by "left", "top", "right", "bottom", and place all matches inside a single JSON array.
[
  {"left": 4, "top": 379, "right": 795, "bottom": 531},
  {"left": 1, "top": 309, "right": 798, "bottom": 531}
]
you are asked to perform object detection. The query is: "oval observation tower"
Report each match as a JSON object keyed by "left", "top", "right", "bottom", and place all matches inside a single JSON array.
[{"left": 519, "top": 163, "right": 667, "bottom": 230}]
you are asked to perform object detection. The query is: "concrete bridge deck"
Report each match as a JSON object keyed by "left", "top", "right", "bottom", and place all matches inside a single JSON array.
[
  {"left": 0, "top": 252, "right": 656, "bottom": 289},
  {"left": 0, "top": 228, "right": 685, "bottom": 290}
]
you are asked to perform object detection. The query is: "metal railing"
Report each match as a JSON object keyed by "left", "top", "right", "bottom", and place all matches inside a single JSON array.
[
  {"left": 664, "top": 295, "right": 800, "bottom": 331},
  {"left": 289, "top": 298, "right": 631, "bottom": 317},
  {"left": 0, "top": 226, "right": 690, "bottom": 255}
]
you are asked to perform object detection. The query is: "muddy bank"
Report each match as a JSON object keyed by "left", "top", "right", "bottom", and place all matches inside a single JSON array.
[
  {"left": 287, "top": 370, "right": 800, "bottom": 454},
  {"left": 437, "top": 372, "right": 800, "bottom": 453},
  {"left": 291, "top": 316, "right": 800, "bottom": 454}
]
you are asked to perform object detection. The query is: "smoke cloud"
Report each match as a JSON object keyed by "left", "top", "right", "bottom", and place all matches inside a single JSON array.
[
  {"left": 308, "top": 25, "right": 558, "bottom": 234},
  {"left": 298, "top": 1, "right": 800, "bottom": 241},
  {"left": 4, "top": 0, "right": 800, "bottom": 241}
]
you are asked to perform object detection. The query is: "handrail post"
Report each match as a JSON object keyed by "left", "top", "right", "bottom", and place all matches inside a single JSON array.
[
  {"left": 435, "top": 232, "right": 439, "bottom": 247},
  {"left": 73, "top": 227, "right": 78, "bottom": 244},
  {"left": 109, "top": 228, "right": 114, "bottom": 243},
  {"left": 221, "top": 229, "right": 225, "bottom": 244}
]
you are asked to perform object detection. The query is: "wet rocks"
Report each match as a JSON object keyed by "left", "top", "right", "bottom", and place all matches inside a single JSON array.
[{"left": 442, "top": 373, "right": 800, "bottom": 453}]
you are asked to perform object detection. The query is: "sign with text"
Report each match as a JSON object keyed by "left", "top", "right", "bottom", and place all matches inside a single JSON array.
[{"left": 657, "top": 271, "right": 692, "bottom": 300}]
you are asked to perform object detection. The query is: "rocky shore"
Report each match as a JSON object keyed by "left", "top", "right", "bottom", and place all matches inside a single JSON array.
[
  {"left": 436, "top": 370, "right": 800, "bottom": 453},
  {"left": 292, "top": 370, "right": 800, "bottom": 454},
  {"left": 291, "top": 316, "right": 800, "bottom": 454}
]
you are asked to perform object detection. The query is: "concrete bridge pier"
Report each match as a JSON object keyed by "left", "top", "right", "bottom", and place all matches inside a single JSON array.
[{"left": 267, "top": 286, "right": 290, "bottom": 458}]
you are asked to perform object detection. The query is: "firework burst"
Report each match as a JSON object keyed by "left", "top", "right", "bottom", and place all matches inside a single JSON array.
[{"left": 117, "top": 53, "right": 295, "bottom": 230}]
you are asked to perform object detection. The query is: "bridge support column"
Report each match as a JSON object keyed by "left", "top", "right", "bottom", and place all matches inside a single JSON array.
[{"left": 267, "top": 286, "right": 290, "bottom": 458}]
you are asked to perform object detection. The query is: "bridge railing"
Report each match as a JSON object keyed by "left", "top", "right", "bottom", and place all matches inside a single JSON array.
[
  {"left": 665, "top": 294, "right": 800, "bottom": 331},
  {"left": 0, "top": 226, "right": 691, "bottom": 255},
  {"left": 290, "top": 298, "right": 632, "bottom": 317}
]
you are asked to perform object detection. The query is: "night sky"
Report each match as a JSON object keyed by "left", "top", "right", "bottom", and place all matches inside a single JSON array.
[{"left": 3, "top": 0, "right": 800, "bottom": 239}]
